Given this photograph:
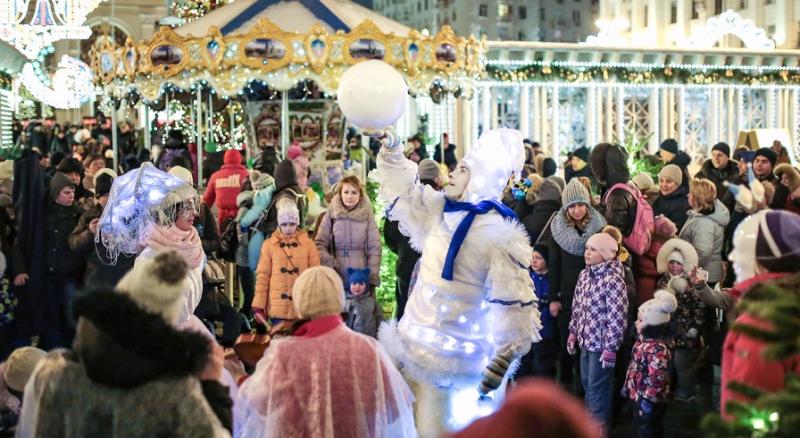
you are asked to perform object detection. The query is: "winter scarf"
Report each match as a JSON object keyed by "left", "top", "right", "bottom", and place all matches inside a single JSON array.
[
  {"left": 551, "top": 207, "right": 607, "bottom": 256},
  {"left": 147, "top": 225, "right": 204, "bottom": 269}
]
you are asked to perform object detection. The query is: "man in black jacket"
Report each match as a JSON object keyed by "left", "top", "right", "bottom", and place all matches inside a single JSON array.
[
  {"left": 695, "top": 142, "right": 739, "bottom": 211},
  {"left": 433, "top": 133, "right": 457, "bottom": 172},
  {"left": 658, "top": 138, "right": 691, "bottom": 187},
  {"left": 753, "top": 147, "right": 790, "bottom": 210},
  {"left": 383, "top": 159, "right": 441, "bottom": 320}
]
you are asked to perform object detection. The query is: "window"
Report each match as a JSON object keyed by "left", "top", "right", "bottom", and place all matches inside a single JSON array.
[
  {"left": 425, "top": 0, "right": 428, "bottom": 10},
  {"left": 417, "top": 1, "right": 421, "bottom": 13},
  {"left": 768, "top": 24, "right": 776, "bottom": 35},
  {"left": 453, "top": 10, "right": 456, "bottom": 21},
  {"left": 498, "top": 4, "right": 512, "bottom": 19},
  {"left": 644, "top": 5, "right": 648, "bottom": 27},
  {"left": 540, "top": 7, "right": 545, "bottom": 22},
  {"left": 691, "top": 1, "right": 701, "bottom": 19},
  {"left": 740, "top": 0, "right": 748, "bottom": 9},
  {"left": 765, "top": 0, "right": 775, "bottom": 4},
  {"left": 670, "top": 1, "right": 677, "bottom": 24},
  {"left": 519, "top": 6, "right": 527, "bottom": 20},
  {"left": 572, "top": 10, "right": 581, "bottom": 26},
  {"left": 479, "top": 4, "right": 488, "bottom": 17},
  {"left": 518, "top": 31, "right": 526, "bottom": 40}
]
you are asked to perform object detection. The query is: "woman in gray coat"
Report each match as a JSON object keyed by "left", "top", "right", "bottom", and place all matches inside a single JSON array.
[
  {"left": 315, "top": 175, "right": 382, "bottom": 287},
  {"left": 679, "top": 178, "right": 730, "bottom": 285}
]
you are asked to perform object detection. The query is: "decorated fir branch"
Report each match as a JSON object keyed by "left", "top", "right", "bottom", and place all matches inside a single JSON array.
[
  {"left": 702, "top": 283, "right": 800, "bottom": 437},
  {"left": 366, "top": 180, "right": 398, "bottom": 319},
  {"left": 613, "top": 130, "right": 663, "bottom": 180}
]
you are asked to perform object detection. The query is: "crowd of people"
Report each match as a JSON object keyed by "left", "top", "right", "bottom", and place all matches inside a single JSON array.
[{"left": 0, "top": 116, "right": 797, "bottom": 438}]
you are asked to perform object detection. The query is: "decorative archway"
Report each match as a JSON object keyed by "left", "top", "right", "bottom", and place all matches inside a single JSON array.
[{"left": 684, "top": 10, "right": 776, "bottom": 50}]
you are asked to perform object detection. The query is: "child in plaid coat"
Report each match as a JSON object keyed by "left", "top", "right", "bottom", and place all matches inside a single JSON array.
[
  {"left": 623, "top": 290, "right": 678, "bottom": 438},
  {"left": 567, "top": 232, "right": 628, "bottom": 427}
]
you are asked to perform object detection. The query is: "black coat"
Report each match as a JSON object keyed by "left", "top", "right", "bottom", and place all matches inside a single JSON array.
[
  {"left": 383, "top": 219, "right": 420, "bottom": 320},
  {"left": 68, "top": 203, "right": 135, "bottom": 288},
  {"left": 669, "top": 152, "right": 692, "bottom": 188},
  {"left": 433, "top": 143, "right": 457, "bottom": 171},
  {"left": 255, "top": 147, "right": 280, "bottom": 176},
  {"left": 44, "top": 201, "right": 82, "bottom": 277},
  {"left": 653, "top": 185, "right": 691, "bottom": 231},
  {"left": 519, "top": 199, "right": 560, "bottom": 245},
  {"left": 695, "top": 159, "right": 740, "bottom": 202},
  {"left": 546, "top": 237, "right": 586, "bottom": 311},
  {"left": 604, "top": 187, "right": 637, "bottom": 237},
  {"left": 565, "top": 165, "right": 593, "bottom": 184}
]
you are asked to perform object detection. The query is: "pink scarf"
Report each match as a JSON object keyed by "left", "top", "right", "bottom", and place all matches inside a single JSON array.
[{"left": 147, "top": 225, "right": 204, "bottom": 269}]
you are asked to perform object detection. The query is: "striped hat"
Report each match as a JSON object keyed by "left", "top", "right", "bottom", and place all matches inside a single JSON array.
[{"left": 756, "top": 210, "right": 800, "bottom": 272}]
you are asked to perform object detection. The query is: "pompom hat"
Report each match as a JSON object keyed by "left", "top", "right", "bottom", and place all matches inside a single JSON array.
[
  {"left": 755, "top": 210, "right": 800, "bottom": 272},
  {"left": 116, "top": 250, "right": 189, "bottom": 324},
  {"left": 639, "top": 290, "right": 678, "bottom": 327}
]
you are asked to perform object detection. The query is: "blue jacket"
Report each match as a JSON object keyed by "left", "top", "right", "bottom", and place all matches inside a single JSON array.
[{"left": 531, "top": 270, "right": 555, "bottom": 339}]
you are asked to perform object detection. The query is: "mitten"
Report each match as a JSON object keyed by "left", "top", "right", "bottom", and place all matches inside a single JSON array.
[
  {"left": 639, "top": 398, "right": 654, "bottom": 415},
  {"left": 567, "top": 334, "right": 577, "bottom": 355},
  {"left": 600, "top": 350, "right": 616, "bottom": 369},
  {"left": 478, "top": 354, "right": 513, "bottom": 395}
]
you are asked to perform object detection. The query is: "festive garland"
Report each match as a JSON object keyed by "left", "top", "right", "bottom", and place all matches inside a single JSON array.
[
  {"left": 174, "top": 0, "right": 231, "bottom": 22},
  {"left": 0, "top": 71, "right": 11, "bottom": 91},
  {"left": 486, "top": 64, "right": 800, "bottom": 86}
]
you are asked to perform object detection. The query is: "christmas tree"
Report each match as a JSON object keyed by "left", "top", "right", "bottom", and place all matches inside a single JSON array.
[{"left": 702, "top": 281, "right": 800, "bottom": 437}]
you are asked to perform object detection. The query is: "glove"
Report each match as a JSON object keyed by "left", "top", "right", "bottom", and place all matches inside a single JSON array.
[
  {"left": 639, "top": 398, "right": 654, "bottom": 415},
  {"left": 687, "top": 328, "right": 698, "bottom": 339},
  {"left": 566, "top": 334, "right": 577, "bottom": 356},
  {"left": 600, "top": 350, "right": 616, "bottom": 369},
  {"left": 478, "top": 354, "right": 513, "bottom": 395}
]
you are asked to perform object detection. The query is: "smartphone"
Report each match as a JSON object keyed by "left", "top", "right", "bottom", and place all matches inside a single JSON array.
[{"left": 697, "top": 268, "right": 709, "bottom": 282}]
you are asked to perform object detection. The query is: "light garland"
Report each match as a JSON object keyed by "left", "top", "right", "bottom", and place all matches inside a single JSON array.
[{"left": 21, "top": 55, "right": 94, "bottom": 109}]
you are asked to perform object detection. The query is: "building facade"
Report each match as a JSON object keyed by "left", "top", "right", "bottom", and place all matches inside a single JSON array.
[
  {"left": 598, "top": 0, "right": 800, "bottom": 49},
  {"left": 373, "top": 0, "right": 599, "bottom": 42}
]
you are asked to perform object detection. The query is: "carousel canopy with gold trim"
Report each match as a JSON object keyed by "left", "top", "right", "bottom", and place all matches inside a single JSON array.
[{"left": 89, "top": 0, "right": 484, "bottom": 101}]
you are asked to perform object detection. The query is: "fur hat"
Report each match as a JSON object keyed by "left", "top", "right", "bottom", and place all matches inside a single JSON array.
[
  {"left": 638, "top": 290, "right": 678, "bottom": 327},
  {"left": 49, "top": 171, "right": 77, "bottom": 199},
  {"left": 561, "top": 179, "right": 591, "bottom": 209},
  {"left": 590, "top": 143, "right": 630, "bottom": 186},
  {"left": 711, "top": 142, "right": 731, "bottom": 158},
  {"left": 658, "top": 164, "right": 683, "bottom": 186},
  {"left": 292, "top": 266, "right": 345, "bottom": 319},
  {"left": 630, "top": 173, "right": 658, "bottom": 196},
  {"left": 775, "top": 163, "right": 800, "bottom": 192},
  {"left": 537, "top": 176, "right": 563, "bottom": 203},
  {"left": 3, "top": 347, "right": 46, "bottom": 392},
  {"left": 94, "top": 172, "right": 114, "bottom": 198},
  {"left": 656, "top": 238, "right": 699, "bottom": 273},
  {"left": 586, "top": 232, "right": 618, "bottom": 261},
  {"left": 277, "top": 203, "right": 300, "bottom": 225},
  {"left": 168, "top": 165, "right": 194, "bottom": 186},
  {"left": 755, "top": 210, "right": 800, "bottom": 272},
  {"left": 659, "top": 139, "right": 679, "bottom": 156},
  {"left": 116, "top": 250, "right": 189, "bottom": 324},
  {"left": 346, "top": 267, "right": 370, "bottom": 288},
  {"left": 417, "top": 159, "right": 441, "bottom": 182},
  {"left": 754, "top": 147, "right": 778, "bottom": 168}
]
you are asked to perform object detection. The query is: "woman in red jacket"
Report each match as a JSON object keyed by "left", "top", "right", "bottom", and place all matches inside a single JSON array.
[{"left": 203, "top": 149, "right": 250, "bottom": 225}]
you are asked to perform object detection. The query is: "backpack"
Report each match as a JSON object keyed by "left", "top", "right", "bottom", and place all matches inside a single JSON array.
[
  {"left": 219, "top": 217, "right": 239, "bottom": 262},
  {"left": 604, "top": 183, "right": 654, "bottom": 256}
]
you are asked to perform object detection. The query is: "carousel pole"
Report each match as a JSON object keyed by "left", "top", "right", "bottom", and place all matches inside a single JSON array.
[
  {"left": 281, "top": 90, "right": 289, "bottom": 158},
  {"left": 143, "top": 104, "right": 151, "bottom": 152},
  {"left": 195, "top": 87, "right": 202, "bottom": 186},
  {"left": 111, "top": 103, "right": 118, "bottom": 172}
]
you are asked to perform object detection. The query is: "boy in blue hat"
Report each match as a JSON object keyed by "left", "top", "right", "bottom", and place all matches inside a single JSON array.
[{"left": 344, "top": 268, "right": 383, "bottom": 338}]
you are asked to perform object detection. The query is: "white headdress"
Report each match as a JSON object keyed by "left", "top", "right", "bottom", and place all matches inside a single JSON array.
[
  {"left": 96, "top": 163, "right": 197, "bottom": 262},
  {"left": 460, "top": 128, "right": 525, "bottom": 203}
]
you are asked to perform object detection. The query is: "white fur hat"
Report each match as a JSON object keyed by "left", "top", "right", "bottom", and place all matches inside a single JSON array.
[
  {"left": 93, "top": 168, "right": 118, "bottom": 187},
  {"left": 639, "top": 290, "right": 678, "bottom": 327},
  {"left": 656, "top": 238, "right": 699, "bottom": 273},
  {"left": 3, "top": 347, "right": 46, "bottom": 392},
  {"left": 116, "top": 250, "right": 189, "bottom": 323},
  {"left": 168, "top": 165, "right": 194, "bottom": 187}
]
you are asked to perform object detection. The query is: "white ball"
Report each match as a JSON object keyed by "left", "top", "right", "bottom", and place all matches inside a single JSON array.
[{"left": 337, "top": 60, "right": 408, "bottom": 130}]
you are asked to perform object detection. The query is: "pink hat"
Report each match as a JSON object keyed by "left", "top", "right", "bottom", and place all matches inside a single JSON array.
[
  {"left": 287, "top": 143, "right": 303, "bottom": 160},
  {"left": 586, "top": 232, "right": 619, "bottom": 261}
]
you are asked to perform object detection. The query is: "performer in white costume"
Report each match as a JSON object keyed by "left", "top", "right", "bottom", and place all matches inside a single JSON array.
[{"left": 374, "top": 128, "right": 542, "bottom": 436}]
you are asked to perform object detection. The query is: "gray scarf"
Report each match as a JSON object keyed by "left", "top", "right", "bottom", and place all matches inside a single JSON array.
[{"left": 550, "top": 206, "right": 607, "bottom": 256}]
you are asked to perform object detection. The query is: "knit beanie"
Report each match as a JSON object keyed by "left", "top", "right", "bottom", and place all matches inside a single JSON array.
[
  {"left": 638, "top": 290, "right": 678, "bottom": 327},
  {"left": 277, "top": 203, "right": 300, "bottom": 225},
  {"left": 754, "top": 147, "right": 778, "bottom": 168},
  {"left": 542, "top": 157, "right": 557, "bottom": 178},
  {"left": 3, "top": 347, "right": 46, "bottom": 392},
  {"left": 532, "top": 243, "right": 549, "bottom": 262},
  {"left": 57, "top": 157, "right": 84, "bottom": 177},
  {"left": 630, "top": 173, "right": 657, "bottom": 195},
  {"left": 417, "top": 159, "right": 441, "bottom": 182},
  {"left": 586, "top": 232, "right": 618, "bottom": 261},
  {"left": 168, "top": 165, "right": 194, "bottom": 186},
  {"left": 49, "top": 171, "right": 77, "bottom": 199},
  {"left": 561, "top": 179, "right": 591, "bottom": 209},
  {"left": 572, "top": 147, "right": 590, "bottom": 164},
  {"left": 292, "top": 266, "right": 345, "bottom": 319},
  {"left": 658, "top": 164, "right": 683, "bottom": 185},
  {"left": 251, "top": 171, "right": 275, "bottom": 191},
  {"left": 711, "top": 142, "right": 731, "bottom": 158},
  {"left": 346, "top": 267, "right": 370, "bottom": 288},
  {"left": 94, "top": 172, "right": 114, "bottom": 198},
  {"left": 538, "top": 177, "right": 564, "bottom": 203},
  {"left": 734, "top": 149, "right": 756, "bottom": 164},
  {"left": 755, "top": 210, "right": 800, "bottom": 272},
  {"left": 668, "top": 250, "right": 684, "bottom": 266},
  {"left": 116, "top": 250, "right": 189, "bottom": 324},
  {"left": 659, "top": 139, "right": 679, "bottom": 156}
]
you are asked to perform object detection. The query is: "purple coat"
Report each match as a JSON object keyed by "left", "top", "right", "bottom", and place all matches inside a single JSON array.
[{"left": 569, "top": 258, "right": 628, "bottom": 353}]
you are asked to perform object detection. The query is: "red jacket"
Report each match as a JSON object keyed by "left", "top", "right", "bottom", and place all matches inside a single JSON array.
[
  {"left": 203, "top": 149, "right": 249, "bottom": 225},
  {"left": 721, "top": 272, "right": 800, "bottom": 419}
]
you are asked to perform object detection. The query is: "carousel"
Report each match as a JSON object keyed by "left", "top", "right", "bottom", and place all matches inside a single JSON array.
[
  {"left": 0, "top": 40, "right": 26, "bottom": 149},
  {"left": 89, "top": 0, "right": 485, "bottom": 187}
]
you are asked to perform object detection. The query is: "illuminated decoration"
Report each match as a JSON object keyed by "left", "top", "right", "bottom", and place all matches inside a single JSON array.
[
  {"left": 89, "top": 19, "right": 485, "bottom": 100},
  {"left": 174, "top": 0, "right": 231, "bottom": 22},
  {"left": 583, "top": 17, "right": 629, "bottom": 47},
  {"left": 684, "top": 10, "right": 776, "bottom": 50},
  {"left": 21, "top": 55, "right": 94, "bottom": 109},
  {"left": 0, "top": 0, "right": 105, "bottom": 59},
  {"left": 449, "top": 388, "right": 497, "bottom": 430}
]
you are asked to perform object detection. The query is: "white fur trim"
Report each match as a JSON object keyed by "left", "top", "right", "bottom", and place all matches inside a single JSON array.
[{"left": 656, "top": 238, "right": 699, "bottom": 273}]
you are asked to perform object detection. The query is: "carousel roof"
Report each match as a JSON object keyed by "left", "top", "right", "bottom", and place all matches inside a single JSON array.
[{"left": 177, "top": 0, "right": 411, "bottom": 38}]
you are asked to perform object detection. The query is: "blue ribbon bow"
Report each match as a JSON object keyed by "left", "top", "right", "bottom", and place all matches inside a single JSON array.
[{"left": 441, "top": 198, "right": 517, "bottom": 281}]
